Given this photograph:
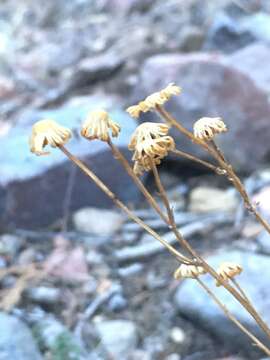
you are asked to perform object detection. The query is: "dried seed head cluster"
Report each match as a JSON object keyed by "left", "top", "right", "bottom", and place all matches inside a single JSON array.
[
  {"left": 216, "top": 262, "right": 242, "bottom": 286},
  {"left": 174, "top": 264, "right": 206, "bottom": 279},
  {"left": 126, "top": 83, "right": 181, "bottom": 118},
  {"left": 129, "top": 122, "right": 175, "bottom": 175},
  {"left": 81, "top": 110, "right": 121, "bottom": 142},
  {"left": 193, "top": 117, "right": 227, "bottom": 141},
  {"left": 29, "top": 119, "right": 72, "bottom": 156}
]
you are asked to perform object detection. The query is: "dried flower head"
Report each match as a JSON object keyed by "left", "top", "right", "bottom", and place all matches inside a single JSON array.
[
  {"left": 133, "top": 136, "right": 175, "bottom": 160},
  {"left": 129, "top": 122, "right": 174, "bottom": 174},
  {"left": 174, "top": 264, "right": 206, "bottom": 280},
  {"left": 193, "top": 117, "right": 227, "bottom": 141},
  {"left": 126, "top": 83, "right": 181, "bottom": 118},
  {"left": 81, "top": 110, "right": 121, "bottom": 142},
  {"left": 129, "top": 122, "right": 170, "bottom": 151},
  {"left": 29, "top": 119, "right": 72, "bottom": 156},
  {"left": 216, "top": 262, "right": 242, "bottom": 286}
]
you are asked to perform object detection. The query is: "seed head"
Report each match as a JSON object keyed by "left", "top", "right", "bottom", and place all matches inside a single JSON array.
[
  {"left": 29, "top": 119, "right": 72, "bottom": 156},
  {"left": 193, "top": 117, "right": 227, "bottom": 141},
  {"left": 174, "top": 264, "right": 206, "bottom": 280},
  {"left": 129, "top": 122, "right": 174, "bottom": 175},
  {"left": 81, "top": 110, "right": 121, "bottom": 142},
  {"left": 216, "top": 262, "right": 242, "bottom": 286},
  {"left": 126, "top": 83, "right": 181, "bottom": 118},
  {"left": 129, "top": 122, "right": 170, "bottom": 151}
]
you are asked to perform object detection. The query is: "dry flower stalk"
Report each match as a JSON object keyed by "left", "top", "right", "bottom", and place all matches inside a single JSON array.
[{"left": 29, "top": 83, "right": 270, "bottom": 356}]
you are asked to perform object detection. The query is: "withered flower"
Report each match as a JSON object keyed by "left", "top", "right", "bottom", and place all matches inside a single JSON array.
[
  {"left": 129, "top": 123, "right": 175, "bottom": 174},
  {"left": 81, "top": 110, "right": 121, "bottom": 142},
  {"left": 216, "top": 262, "right": 242, "bottom": 286},
  {"left": 126, "top": 83, "right": 181, "bottom": 118},
  {"left": 129, "top": 122, "right": 170, "bottom": 151},
  {"left": 193, "top": 117, "right": 227, "bottom": 141},
  {"left": 174, "top": 264, "right": 206, "bottom": 280},
  {"left": 29, "top": 119, "right": 72, "bottom": 156}
]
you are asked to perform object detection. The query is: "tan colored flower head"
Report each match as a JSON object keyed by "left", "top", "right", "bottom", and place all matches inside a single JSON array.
[
  {"left": 216, "top": 262, "right": 242, "bottom": 286},
  {"left": 193, "top": 117, "right": 227, "bottom": 141},
  {"left": 81, "top": 110, "right": 121, "bottom": 142},
  {"left": 133, "top": 136, "right": 175, "bottom": 160},
  {"left": 174, "top": 264, "right": 206, "bottom": 280},
  {"left": 126, "top": 83, "right": 181, "bottom": 118},
  {"left": 29, "top": 119, "right": 72, "bottom": 156},
  {"left": 129, "top": 122, "right": 170, "bottom": 151}
]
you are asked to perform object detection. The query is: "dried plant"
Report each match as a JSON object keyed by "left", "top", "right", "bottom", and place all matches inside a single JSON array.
[{"left": 29, "top": 84, "right": 270, "bottom": 356}]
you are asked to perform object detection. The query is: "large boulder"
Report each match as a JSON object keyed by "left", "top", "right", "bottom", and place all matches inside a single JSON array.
[
  {"left": 133, "top": 52, "right": 270, "bottom": 172},
  {"left": 174, "top": 249, "right": 270, "bottom": 352},
  {"left": 0, "top": 312, "right": 42, "bottom": 360},
  {"left": 0, "top": 96, "right": 137, "bottom": 229}
]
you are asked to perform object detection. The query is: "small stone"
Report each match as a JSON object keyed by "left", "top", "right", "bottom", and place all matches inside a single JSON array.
[
  {"left": 165, "top": 354, "right": 182, "bottom": 360},
  {"left": 27, "top": 287, "right": 61, "bottom": 305},
  {"left": 170, "top": 327, "right": 186, "bottom": 344},
  {"left": 107, "top": 293, "right": 128, "bottom": 312},
  {"left": 95, "top": 320, "right": 138, "bottom": 358},
  {"left": 73, "top": 207, "right": 124, "bottom": 235},
  {"left": 0, "top": 312, "right": 42, "bottom": 360},
  {"left": 118, "top": 263, "right": 144, "bottom": 278},
  {"left": 0, "top": 234, "right": 24, "bottom": 258},
  {"left": 17, "top": 248, "right": 37, "bottom": 265},
  {"left": 178, "top": 26, "right": 204, "bottom": 52},
  {"left": 189, "top": 186, "right": 237, "bottom": 213}
]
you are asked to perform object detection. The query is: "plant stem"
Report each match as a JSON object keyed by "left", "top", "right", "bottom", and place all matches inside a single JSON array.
[
  {"left": 150, "top": 158, "right": 270, "bottom": 339},
  {"left": 171, "top": 148, "right": 219, "bottom": 173},
  {"left": 196, "top": 277, "right": 270, "bottom": 356},
  {"left": 107, "top": 138, "right": 169, "bottom": 225},
  {"left": 156, "top": 104, "right": 270, "bottom": 237},
  {"left": 58, "top": 145, "right": 192, "bottom": 265}
]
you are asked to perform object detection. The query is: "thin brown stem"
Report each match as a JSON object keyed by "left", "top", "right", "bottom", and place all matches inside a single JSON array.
[
  {"left": 231, "top": 278, "right": 251, "bottom": 305},
  {"left": 58, "top": 145, "right": 192, "bottom": 265},
  {"left": 156, "top": 104, "right": 270, "bottom": 238},
  {"left": 150, "top": 157, "right": 270, "bottom": 339},
  {"left": 107, "top": 138, "right": 169, "bottom": 225},
  {"left": 196, "top": 277, "right": 270, "bottom": 356},
  {"left": 171, "top": 148, "right": 220, "bottom": 173}
]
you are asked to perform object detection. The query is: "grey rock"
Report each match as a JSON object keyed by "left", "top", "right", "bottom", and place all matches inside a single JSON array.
[
  {"left": 188, "top": 186, "right": 237, "bottom": 213},
  {"left": 206, "top": 13, "right": 255, "bottom": 53},
  {"left": 174, "top": 250, "right": 270, "bottom": 351},
  {"left": 0, "top": 234, "right": 24, "bottom": 258},
  {"left": 73, "top": 207, "right": 124, "bottom": 235},
  {"left": 95, "top": 320, "right": 138, "bottom": 358},
  {"left": 226, "top": 43, "right": 270, "bottom": 94},
  {"left": 135, "top": 52, "right": 270, "bottom": 172},
  {"left": 107, "top": 293, "right": 128, "bottom": 312},
  {"left": 0, "top": 312, "right": 42, "bottom": 360},
  {"left": 0, "top": 97, "right": 137, "bottom": 229},
  {"left": 27, "top": 286, "right": 61, "bottom": 305}
]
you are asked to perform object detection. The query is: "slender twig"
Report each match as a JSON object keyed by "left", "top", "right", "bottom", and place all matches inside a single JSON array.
[
  {"left": 171, "top": 148, "right": 220, "bottom": 173},
  {"left": 106, "top": 138, "right": 169, "bottom": 225},
  {"left": 58, "top": 145, "right": 192, "bottom": 265},
  {"left": 156, "top": 104, "right": 270, "bottom": 237},
  {"left": 231, "top": 278, "right": 251, "bottom": 305},
  {"left": 150, "top": 157, "right": 270, "bottom": 339},
  {"left": 196, "top": 277, "right": 270, "bottom": 356}
]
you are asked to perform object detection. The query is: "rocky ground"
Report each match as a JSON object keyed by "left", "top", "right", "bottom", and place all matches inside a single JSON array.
[{"left": 1, "top": 0, "right": 270, "bottom": 359}]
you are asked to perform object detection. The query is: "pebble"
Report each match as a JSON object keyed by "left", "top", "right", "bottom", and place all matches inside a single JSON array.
[
  {"left": 95, "top": 320, "right": 138, "bottom": 358},
  {"left": 0, "top": 312, "right": 42, "bottom": 360},
  {"left": 170, "top": 327, "right": 186, "bottom": 344},
  {"left": 27, "top": 287, "right": 62, "bottom": 305},
  {"left": 0, "top": 234, "right": 24, "bottom": 259},
  {"left": 107, "top": 293, "right": 128, "bottom": 312},
  {"left": 189, "top": 186, "right": 237, "bottom": 213},
  {"left": 165, "top": 354, "right": 182, "bottom": 360},
  {"left": 73, "top": 207, "right": 124, "bottom": 235},
  {"left": 118, "top": 263, "right": 144, "bottom": 277}
]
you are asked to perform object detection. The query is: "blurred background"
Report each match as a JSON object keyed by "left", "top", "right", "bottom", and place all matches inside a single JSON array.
[{"left": 1, "top": 0, "right": 270, "bottom": 359}]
